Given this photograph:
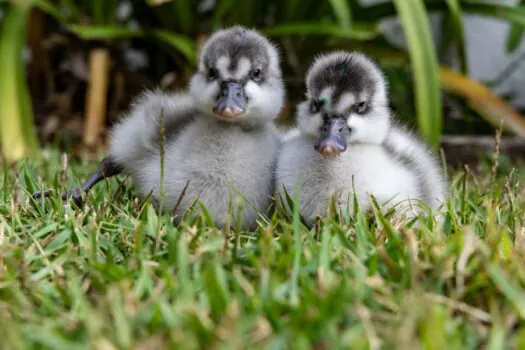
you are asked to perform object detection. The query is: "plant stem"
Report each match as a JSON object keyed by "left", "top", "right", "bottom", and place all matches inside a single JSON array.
[{"left": 83, "top": 47, "right": 110, "bottom": 147}]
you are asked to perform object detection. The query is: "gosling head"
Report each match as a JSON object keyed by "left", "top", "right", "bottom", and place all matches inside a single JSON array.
[
  {"left": 189, "top": 26, "right": 284, "bottom": 124},
  {"left": 297, "top": 51, "right": 391, "bottom": 157}
]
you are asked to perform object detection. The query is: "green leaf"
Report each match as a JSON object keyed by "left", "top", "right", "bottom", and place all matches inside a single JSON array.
[
  {"left": 444, "top": 0, "right": 467, "bottom": 74},
  {"left": 263, "top": 22, "right": 380, "bottom": 41},
  {"left": 365, "top": 1, "right": 525, "bottom": 26},
  {"left": 487, "top": 264, "right": 525, "bottom": 318},
  {"left": 328, "top": 0, "right": 352, "bottom": 30},
  {"left": 173, "top": 0, "right": 194, "bottom": 34},
  {"left": 22, "top": 165, "right": 36, "bottom": 195},
  {"left": 68, "top": 24, "right": 145, "bottom": 40},
  {"left": 151, "top": 29, "right": 196, "bottom": 62},
  {"left": 33, "top": 0, "right": 68, "bottom": 22},
  {"left": 463, "top": 2, "right": 525, "bottom": 27},
  {"left": 507, "top": 24, "right": 524, "bottom": 53},
  {"left": 506, "top": 0, "right": 525, "bottom": 53},
  {"left": 203, "top": 262, "right": 230, "bottom": 320},
  {"left": 289, "top": 183, "right": 302, "bottom": 307},
  {"left": 68, "top": 26, "right": 196, "bottom": 62},
  {"left": 0, "top": 0, "right": 38, "bottom": 162},
  {"left": 392, "top": 0, "right": 442, "bottom": 148}
]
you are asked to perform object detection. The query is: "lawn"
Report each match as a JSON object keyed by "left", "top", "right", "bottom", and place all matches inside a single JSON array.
[{"left": 1, "top": 148, "right": 525, "bottom": 349}]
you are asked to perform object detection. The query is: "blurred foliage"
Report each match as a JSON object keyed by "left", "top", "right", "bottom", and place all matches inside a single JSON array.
[
  {"left": 0, "top": 0, "right": 525, "bottom": 160},
  {"left": 0, "top": 0, "right": 38, "bottom": 163}
]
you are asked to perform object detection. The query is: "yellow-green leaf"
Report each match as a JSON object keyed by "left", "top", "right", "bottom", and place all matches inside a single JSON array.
[{"left": 439, "top": 67, "right": 525, "bottom": 137}]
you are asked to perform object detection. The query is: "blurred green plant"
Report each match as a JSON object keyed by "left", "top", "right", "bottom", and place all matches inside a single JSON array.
[
  {"left": 1, "top": 0, "right": 525, "bottom": 160},
  {"left": 0, "top": 0, "right": 38, "bottom": 163},
  {"left": 393, "top": 0, "right": 442, "bottom": 148},
  {"left": 35, "top": 0, "right": 196, "bottom": 60},
  {"left": 507, "top": 0, "right": 525, "bottom": 53},
  {"left": 34, "top": 0, "right": 197, "bottom": 147}
]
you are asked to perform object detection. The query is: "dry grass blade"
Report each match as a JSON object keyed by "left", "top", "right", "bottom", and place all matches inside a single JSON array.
[
  {"left": 490, "top": 120, "right": 504, "bottom": 187},
  {"left": 425, "top": 293, "right": 491, "bottom": 323}
]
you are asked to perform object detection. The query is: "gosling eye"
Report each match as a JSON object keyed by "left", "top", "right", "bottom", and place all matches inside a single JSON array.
[
  {"left": 354, "top": 101, "right": 369, "bottom": 115},
  {"left": 250, "top": 68, "right": 263, "bottom": 82},
  {"left": 309, "top": 99, "right": 321, "bottom": 114},
  {"left": 207, "top": 68, "right": 218, "bottom": 81}
]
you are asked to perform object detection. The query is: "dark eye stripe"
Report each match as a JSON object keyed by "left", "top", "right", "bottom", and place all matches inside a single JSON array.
[
  {"left": 207, "top": 68, "right": 218, "bottom": 80},
  {"left": 309, "top": 99, "right": 321, "bottom": 114},
  {"left": 250, "top": 68, "right": 263, "bottom": 82},
  {"left": 354, "top": 101, "right": 370, "bottom": 115}
]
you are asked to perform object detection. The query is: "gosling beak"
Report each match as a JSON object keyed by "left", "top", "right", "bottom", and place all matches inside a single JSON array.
[
  {"left": 213, "top": 80, "right": 246, "bottom": 118},
  {"left": 314, "top": 116, "right": 349, "bottom": 157}
]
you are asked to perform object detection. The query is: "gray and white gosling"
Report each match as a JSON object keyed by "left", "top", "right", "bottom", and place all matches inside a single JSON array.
[
  {"left": 275, "top": 51, "right": 446, "bottom": 226},
  {"left": 37, "top": 26, "right": 285, "bottom": 229}
]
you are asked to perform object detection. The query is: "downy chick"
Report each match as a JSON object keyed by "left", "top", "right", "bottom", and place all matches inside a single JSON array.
[
  {"left": 276, "top": 51, "right": 446, "bottom": 226},
  {"left": 37, "top": 26, "right": 285, "bottom": 229}
]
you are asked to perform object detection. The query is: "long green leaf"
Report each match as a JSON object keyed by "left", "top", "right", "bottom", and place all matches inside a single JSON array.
[
  {"left": 68, "top": 25, "right": 196, "bottom": 61},
  {"left": 444, "top": 0, "right": 467, "bottom": 74},
  {"left": 0, "top": 0, "right": 38, "bottom": 162},
  {"left": 33, "top": 0, "right": 68, "bottom": 22},
  {"left": 151, "top": 29, "right": 196, "bottom": 62},
  {"left": 263, "top": 22, "right": 379, "bottom": 41},
  {"left": 68, "top": 24, "right": 145, "bottom": 40},
  {"left": 173, "top": 0, "right": 193, "bottom": 34},
  {"left": 506, "top": 0, "right": 525, "bottom": 52},
  {"left": 364, "top": 2, "right": 525, "bottom": 30},
  {"left": 463, "top": 2, "right": 525, "bottom": 27},
  {"left": 328, "top": 0, "right": 352, "bottom": 30},
  {"left": 507, "top": 24, "right": 525, "bottom": 53},
  {"left": 392, "top": 0, "right": 442, "bottom": 147}
]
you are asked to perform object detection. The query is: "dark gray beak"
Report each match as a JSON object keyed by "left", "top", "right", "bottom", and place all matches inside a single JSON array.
[
  {"left": 213, "top": 80, "right": 247, "bottom": 118},
  {"left": 314, "top": 116, "right": 350, "bottom": 157}
]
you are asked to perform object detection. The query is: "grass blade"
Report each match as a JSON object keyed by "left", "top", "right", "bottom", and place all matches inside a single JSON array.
[
  {"left": 289, "top": 185, "right": 302, "bottom": 307},
  {"left": 204, "top": 262, "right": 230, "bottom": 320},
  {"left": 487, "top": 264, "right": 525, "bottom": 318}
]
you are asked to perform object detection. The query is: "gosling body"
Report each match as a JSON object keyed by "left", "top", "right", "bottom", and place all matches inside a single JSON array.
[
  {"left": 109, "top": 26, "right": 285, "bottom": 228},
  {"left": 276, "top": 51, "right": 446, "bottom": 225},
  {"left": 31, "top": 26, "right": 287, "bottom": 230}
]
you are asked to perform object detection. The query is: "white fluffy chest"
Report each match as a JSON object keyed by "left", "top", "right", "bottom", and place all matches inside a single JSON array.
[
  {"left": 340, "top": 145, "right": 418, "bottom": 201},
  {"left": 277, "top": 137, "right": 420, "bottom": 222},
  {"left": 137, "top": 120, "right": 279, "bottom": 225}
]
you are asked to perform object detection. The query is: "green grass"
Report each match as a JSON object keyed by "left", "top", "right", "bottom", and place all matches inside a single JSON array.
[{"left": 2, "top": 149, "right": 525, "bottom": 349}]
